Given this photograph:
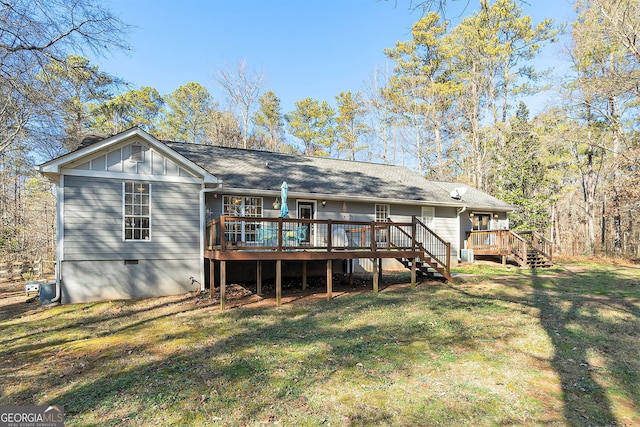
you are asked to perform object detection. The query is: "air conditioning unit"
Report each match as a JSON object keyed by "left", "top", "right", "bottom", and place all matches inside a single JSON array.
[{"left": 460, "top": 249, "right": 474, "bottom": 263}]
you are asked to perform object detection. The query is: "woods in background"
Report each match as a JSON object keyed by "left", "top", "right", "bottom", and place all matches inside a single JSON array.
[{"left": 1, "top": 0, "right": 639, "bottom": 262}]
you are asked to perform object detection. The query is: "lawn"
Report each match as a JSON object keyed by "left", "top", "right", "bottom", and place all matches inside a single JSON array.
[{"left": 0, "top": 260, "right": 638, "bottom": 426}]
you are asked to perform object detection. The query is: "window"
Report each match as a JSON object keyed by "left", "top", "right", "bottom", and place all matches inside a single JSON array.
[
  {"left": 375, "top": 204, "right": 390, "bottom": 222},
  {"left": 130, "top": 144, "right": 144, "bottom": 162},
  {"left": 124, "top": 182, "right": 150, "bottom": 240},
  {"left": 471, "top": 213, "right": 491, "bottom": 231},
  {"left": 222, "top": 195, "right": 263, "bottom": 242},
  {"left": 375, "top": 204, "right": 390, "bottom": 244}
]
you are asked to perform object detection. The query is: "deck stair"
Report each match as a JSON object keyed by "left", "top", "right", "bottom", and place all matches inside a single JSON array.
[
  {"left": 388, "top": 218, "right": 452, "bottom": 281},
  {"left": 526, "top": 249, "right": 553, "bottom": 268},
  {"left": 466, "top": 229, "right": 553, "bottom": 268},
  {"left": 397, "top": 256, "right": 450, "bottom": 280},
  {"left": 509, "top": 230, "right": 553, "bottom": 268}
]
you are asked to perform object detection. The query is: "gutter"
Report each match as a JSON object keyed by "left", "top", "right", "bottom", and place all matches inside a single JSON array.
[
  {"left": 221, "top": 187, "right": 466, "bottom": 208},
  {"left": 199, "top": 181, "right": 223, "bottom": 291},
  {"left": 48, "top": 266, "right": 61, "bottom": 306},
  {"left": 456, "top": 206, "right": 467, "bottom": 261},
  {"left": 50, "top": 175, "right": 64, "bottom": 306}
]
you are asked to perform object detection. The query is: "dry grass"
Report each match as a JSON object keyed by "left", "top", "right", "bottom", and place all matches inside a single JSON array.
[{"left": 0, "top": 261, "right": 638, "bottom": 426}]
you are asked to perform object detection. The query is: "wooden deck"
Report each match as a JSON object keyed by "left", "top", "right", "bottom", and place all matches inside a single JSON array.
[
  {"left": 465, "top": 230, "right": 553, "bottom": 267},
  {"left": 205, "top": 216, "right": 452, "bottom": 309}
]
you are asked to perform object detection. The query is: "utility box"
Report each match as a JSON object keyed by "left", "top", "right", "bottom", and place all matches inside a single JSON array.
[
  {"left": 460, "top": 249, "right": 474, "bottom": 263},
  {"left": 39, "top": 281, "right": 57, "bottom": 305},
  {"left": 25, "top": 281, "right": 40, "bottom": 295}
]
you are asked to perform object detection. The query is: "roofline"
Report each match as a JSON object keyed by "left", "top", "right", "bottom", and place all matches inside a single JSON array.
[
  {"left": 165, "top": 142, "right": 513, "bottom": 209},
  {"left": 38, "top": 127, "right": 220, "bottom": 185},
  {"left": 222, "top": 187, "right": 459, "bottom": 206},
  {"left": 221, "top": 186, "right": 513, "bottom": 210}
]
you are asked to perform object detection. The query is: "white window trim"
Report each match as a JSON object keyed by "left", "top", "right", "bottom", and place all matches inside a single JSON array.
[
  {"left": 222, "top": 195, "right": 263, "bottom": 243},
  {"left": 375, "top": 204, "right": 390, "bottom": 221},
  {"left": 123, "top": 182, "right": 152, "bottom": 241},
  {"left": 374, "top": 204, "right": 390, "bottom": 245}
]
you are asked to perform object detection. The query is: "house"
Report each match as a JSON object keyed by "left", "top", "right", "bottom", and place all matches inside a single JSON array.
[{"left": 38, "top": 127, "right": 533, "bottom": 305}]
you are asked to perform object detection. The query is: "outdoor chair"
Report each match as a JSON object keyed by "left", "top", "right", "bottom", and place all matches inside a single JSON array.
[
  {"left": 256, "top": 225, "right": 279, "bottom": 245},
  {"left": 282, "top": 225, "right": 307, "bottom": 246}
]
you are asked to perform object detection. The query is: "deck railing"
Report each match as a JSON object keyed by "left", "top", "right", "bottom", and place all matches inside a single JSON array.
[
  {"left": 206, "top": 216, "right": 414, "bottom": 252},
  {"left": 415, "top": 218, "right": 451, "bottom": 271},
  {"left": 206, "top": 215, "right": 451, "bottom": 275},
  {"left": 518, "top": 230, "right": 553, "bottom": 261},
  {"left": 466, "top": 230, "right": 510, "bottom": 254},
  {"left": 508, "top": 231, "right": 528, "bottom": 266},
  {"left": 465, "top": 229, "right": 553, "bottom": 266},
  {"left": 388, "top": 218, "right": 450, "bottom": 273}
]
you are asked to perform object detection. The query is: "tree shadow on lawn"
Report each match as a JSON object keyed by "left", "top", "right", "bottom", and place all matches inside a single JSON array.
[
  {"left": 450, "top": 266, "right": 639, "bottom": 427},
  {"left": 4, "top": 283, "right": 528, "bottom": 426},
  {"left": 530, "top": 267, "right": 639, "bottom": 427},
  {"left": 5, "top": 267, "right": 638, "bottom": 426},
  {"left": 0, "top": 293, "right": 201, "bottom": 352}
]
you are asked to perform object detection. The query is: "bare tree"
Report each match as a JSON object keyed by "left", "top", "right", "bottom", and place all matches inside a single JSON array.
[
  {"left": 215, "top": 60, "right": 266, "bottom": 149},
  {"left": 382, "top": 0, "right": 472, "bottom": 16},
  {"left": 0, "top": 0, "right": 129, "bottom": 153},
  {"left": 592, "top": 0, "right": 640, "bottom": 65}
]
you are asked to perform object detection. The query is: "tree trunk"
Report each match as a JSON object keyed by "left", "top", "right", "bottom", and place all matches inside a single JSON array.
[
  {"left": 583, "top": 150, "right": 596, "bottom": 256},
  {"left": 434, "top": 122, "right": 443, "bottom": 178},
  {"left": 609, "top": 94, "right": 622, "bottom": 252}
]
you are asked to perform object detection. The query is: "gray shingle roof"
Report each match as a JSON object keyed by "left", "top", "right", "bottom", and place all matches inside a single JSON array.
[{"left": 166, "top": 142, "right": 514, "bottom": 211}]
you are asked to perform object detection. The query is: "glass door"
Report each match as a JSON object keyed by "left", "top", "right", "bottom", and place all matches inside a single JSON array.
[{"left": 297, "top": 201, "right": 314, "bottom": 244}]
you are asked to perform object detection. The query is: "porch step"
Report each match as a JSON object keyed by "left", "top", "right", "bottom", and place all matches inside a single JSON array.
[
  {"left": 397, "top": 257, "right": 450, "bottom": 281},
  {"left": 526, "top": 250, "right": 553, "bottom": 268}
]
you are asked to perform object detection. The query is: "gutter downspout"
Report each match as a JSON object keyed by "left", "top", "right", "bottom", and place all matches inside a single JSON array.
[
  {"left": 50, "top": 175, "right": 64, "bottom": 305},
  {"left": 199, "top": 182, "right": 222, "bottom": 291},
  {"left": 456, "top": 206, "right": 467, "bottom": 261}
]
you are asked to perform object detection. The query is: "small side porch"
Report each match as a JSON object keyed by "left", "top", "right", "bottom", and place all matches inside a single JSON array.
[
  {"left": 205, "top": 216, "right": 453, "bottom": 309},
  {"left": 465, "top": 230, "right": 553, "bottom": 267}
]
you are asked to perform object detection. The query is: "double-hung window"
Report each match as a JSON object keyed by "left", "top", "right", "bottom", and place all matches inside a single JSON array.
[{"left": 124, "top": 182, "right": 150, "bottom": 241}]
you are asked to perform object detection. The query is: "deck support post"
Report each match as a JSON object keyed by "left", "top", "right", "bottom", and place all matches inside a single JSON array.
[
  {"left": 372, "top": 258, "right": 379, "bottom": 294},
  {"left": 349, "top": 260, "right": 354, "bottom": 286},
  {"left": 326, "top": 260, "right": 333, "bottom": 300},
  {"left": 501, "top": 255, "right": 506, "bottom": 266},
  {"left": 411, "top": 257, "right": 416, "bottom": 288},
  {"left": 220, "top": 261, "right": 226, "bottom": 310},
  {"left": 378, "top": 258, "right": 383, "bottom": 281},
  {"left": 302, "top": 261, "right": 307, "bottom": 290},
  {"left": 276, "top": 260, "right": 282, "bottom": 306},
  {"left": 209, "top": 259, "right": 215, "bottom": 299},
  {"left": 257, "top": 261, "right": 262, "bottom": 295}
]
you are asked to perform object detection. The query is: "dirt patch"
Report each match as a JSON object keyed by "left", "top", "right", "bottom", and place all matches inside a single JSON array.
[
  {"left": 197, "top": 273, "right": 440, "bottom": 309},
  {"left": 0, "top": 273, "right": 440, "bottom": 319}
]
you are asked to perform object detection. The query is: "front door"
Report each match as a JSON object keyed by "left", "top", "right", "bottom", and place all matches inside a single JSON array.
[{"left": 297, "top": 201, "right": 314, "bottom": 244}]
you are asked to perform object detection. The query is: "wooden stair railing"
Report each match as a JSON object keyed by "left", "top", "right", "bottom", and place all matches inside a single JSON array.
[
  {"left": 510, "top": 230, "right": 553, "bottom": 267},
  {"left": 531, "top": 231, "right": 553, "bottom": 263},
  {"left": 388, "top": 217, "right": 452, "bottom": 281},
  {"left": 508, "top": 231, "right": 529, "bottom": 267}
]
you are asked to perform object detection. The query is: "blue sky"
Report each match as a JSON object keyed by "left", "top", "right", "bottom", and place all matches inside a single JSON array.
[{"left": 94, "top": 0, "right": 576, "bottom": 116}]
